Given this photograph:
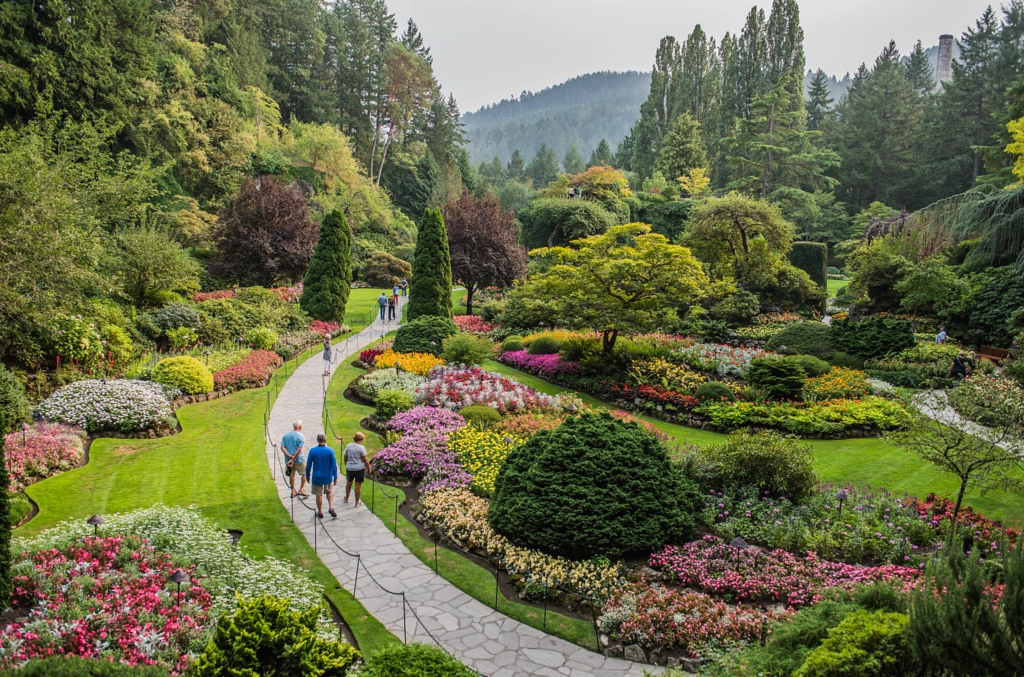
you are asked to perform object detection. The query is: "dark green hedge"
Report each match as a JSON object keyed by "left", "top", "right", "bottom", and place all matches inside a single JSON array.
[
  {"left": 393, "top": 315, "right": 458, "bottom": 356},
  {"left": 788, "top": 242, "right": 828, "bottom": 290},
  {"left": 489, "top": 412, "right": 701, "bottom": 559},
  {"left": 406, "top": 208, "right": 453, "bottom": 321},
  {"left": 831, "top": 316, "right": 915, "bottom": 360},
  {"left": 301, "top": 209, "right": 352, "bottom": 323},
  {"left": 765, "top": 322, "right": 835, "bottom": 361}
]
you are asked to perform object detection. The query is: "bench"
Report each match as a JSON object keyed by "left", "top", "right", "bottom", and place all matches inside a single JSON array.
[{"left": 979, "top": 345, "right": 1011, "bottom": 363}]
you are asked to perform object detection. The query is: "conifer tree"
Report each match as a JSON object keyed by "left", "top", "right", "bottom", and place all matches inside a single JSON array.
[
  {"left": 655, "top": 113, "right": 707, "bottom": 182},
  {"left": 406, "top": 208, "right": 453, "bottom": 321},
  {"left": 0, "top": 412, "right": 11, "bottom": 609},
  {"left": 525, "top": 143, "right": 560, "bottom": 188},
  {"left": 588, "top": 139, "right": 614, "bottom": 168},
  {"left": 300, "top": 210, "right": 352, "bottom": 323},
  {"left": 562, "top": 144, "right": 585, "bottom": 175},
  {"left": 506, "top": 149, "right": 526, "bottom": 182},
  {"left": 805, "top": 69, "right": 834, "bottom": 131}
]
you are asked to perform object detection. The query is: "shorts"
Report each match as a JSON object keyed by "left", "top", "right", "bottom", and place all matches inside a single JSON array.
[
  {"left": 289, "top": 461, "right": 305, "bottom": 477},
  {"left": 312, "top": 483, "right": 333, "bottom": 496},
  {"left": 346, "top": 469, "right": 365, "bottom": 483}
]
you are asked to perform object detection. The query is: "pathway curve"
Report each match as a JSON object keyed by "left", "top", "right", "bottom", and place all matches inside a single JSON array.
[
  {"left": 912, "top": 389, "right": 1020, "bottom": 452},
  {"left": 264, "top": 297, "right": 659, "bottom": 677}
]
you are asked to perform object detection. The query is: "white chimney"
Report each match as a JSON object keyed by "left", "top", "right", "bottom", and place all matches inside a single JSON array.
[{"left": 937, "top": 35, "right": 954, "bottom": 82}]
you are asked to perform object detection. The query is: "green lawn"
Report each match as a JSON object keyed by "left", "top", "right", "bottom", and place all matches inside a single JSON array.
[
  {"left": 827, "top": 278, "right": 849, "bottom": 297},
  {"left": 483, "top": 360, "right": 1024, "bottom": 527},
  {"left": 324, "top": 346, "right": 599, "bottom": 650},
  {"left": 346, "top": 287, "right": 400, "bottom": 331},
  {"left": 20, "top": 358, "right": 398, "bottom": 655}
]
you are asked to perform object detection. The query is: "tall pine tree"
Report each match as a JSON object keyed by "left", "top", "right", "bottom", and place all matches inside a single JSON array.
[
  {"left": 301, "top": 210, "right": 352, "bottom": 322},
  {"left": 563, "top": 144, "right": 586, "bottom": 175},
  {"left": 406, "top": 208, "right": 453, "bottom": 320},
  {"left": 526, "top": 143, "right": 560, "bottom": 187},
  {"left": 506, "top": 149, "right": 526, "bottom": 182},
  {"left": 588, "top": 139, "right": 615, "bottom": 168},
  {"left": 805, "top": 69, "right": 833, "bottom": 131},
  {"left": 655, "top": 113, "right": 707, "bottom": 181}
]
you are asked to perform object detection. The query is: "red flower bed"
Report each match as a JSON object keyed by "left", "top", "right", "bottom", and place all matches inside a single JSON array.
[
  {"left": 608, "top": 382, "right": 699, "bottom": 409},
  {"left": 309, "top": 320, "right": 341, "bottom": 336},
  {"left": 359, "top": 341, "right": 393, "bottom": 365},
  {"left": 651, "top": 535, "right": 920, "bottom": 607},
  {"left": 908, "top": 493, "right": 1020, "bottom": 544},
  {"left": 212, "top": 350, "right": 282, "bottom": 390},
  {"left": 194, "top": 290, "right": 236, "bottom": 302},
  {"left": 269, "top": 286, "right": 301, "bottom": 302},
  {"left": 2, "top": 536, "right": 211, "bottom": 674},
  {"left": 453, "top": 315, "right": 495, "bottom": 333}
]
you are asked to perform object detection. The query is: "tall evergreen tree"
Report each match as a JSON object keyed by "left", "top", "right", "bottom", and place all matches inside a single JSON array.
[
  {"left": 630, "top": 36, "right": 682, "bottom": 179},
  {"left": 766, "top": 0, "right": 806, "bottom": 91},
  {"left": 905, "top": 40, "right": 936, "bottom": 93},
  {"left": 506, "top": 149, "right": 526, "bottom": 182},
  {"left": 588, "top": 139, "right": 615, "bottom": 168},
  {"left": 400, "top": 18, "right": 431, "bottom": 63},
  {"left": 655, "top": 113, "right": 707, "bottom": 181},
  {"left": 563, "top": 144, "right": 586, "bottom": 175},
  {"left": 407, "top": 208, "right": 453, "bottom": 320},
  {"left": 301, "top": 210, "right": 352, "bottom": 322},
  {"left": 526, "top": 143, "right": 560, "bottom": 187},
  {"left": 675, "top": 25, "right": 721, "bottom": 136},
  {"left": 0, "top": 412, "right": 11, "bottom": 609},
  {"left": 805, "top": 69, "right": 834, "bottom": 131}
]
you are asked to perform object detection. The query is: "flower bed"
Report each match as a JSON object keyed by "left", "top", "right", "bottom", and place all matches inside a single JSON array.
[
  {"left": 495, "top": 412, "right": 568, "bottom": 437},
  {"left": 651, "top": 536, "right": 920, "bottom": 607},
  {"left": 498, "top": 350, "right": 580, "bottom": 377},
  {"left": 194, "top": 290, "right": 236, "bottom": 302},
  {"left": 359, "top": 341, "right": 393, "bottom": 366},
  {"left": 5, "top": 422, "right": 85, "bottom": 490},
  {"left": 908, "top": 492, "right": 1020, "bottom": 544},
  {"left": 696, "top": 397, "right": 911, "bottom": 436},
  {"left": 212, "top": 350, "right": 282, "bottom": 391},
  {"left": 802, "top": 367, "right": 872, "bottom": 401},
  {"left": 309, "top": 320, "right": 341, "bottom": 336},
  {"left": 374, "top": 349, "right": 444, "bottom": 376},
  {"left": 449, "top": 427, "right": 525, "bottom": 496},
  {"left": 369, "top": 407, "right": 466, "bottom": 481},
  {"left": 599, "top": 582, "right": 790, "bottom": 656},
  {"left": 702, "top": 485, "right": 939, "bottom": 566},
  {"left": 416, "top": 488, "right": 623, "bottom": 600},
  {"left": 416, "top": 366, "right": 567, "bottom": 414},
  {"left": 356, "top": 368, "right": 426, "bottom": 401},
  {"left": 453, "top": 315, "right": 496, "bottom": 334},
  {"left": 674, "top": 344, "right": 774, "bottom": 377},
  {"left": 627, "top": 358, "right": 705, "bottom": 392},
  {"left": 37, "top": 379, "right": 178, "bottom": 433},
  {"left": 608, "top": 382, "right": 700, "bottom": 410}
]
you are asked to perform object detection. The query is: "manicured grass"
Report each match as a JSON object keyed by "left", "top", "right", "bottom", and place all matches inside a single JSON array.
[
  {"left": 347, "top": 287, "right": 399, "bottom": 332},
  {"left": 324, "top": 348, "right": 599, "bottom": 650},
  {"left": 483, "top": 360, "right": 1024, "bottom": 527},
  {"left": 827, "top": 278, "right": 849, "bottom": 297},
  {"left": 9, "top": 492, "right": 31, "bottom": 526},
  {"left": 400, "top": 287, "right": 466, "bottom": 321},
  {"left": 20, "top": 358, "right": 398, "bottom": 655}
]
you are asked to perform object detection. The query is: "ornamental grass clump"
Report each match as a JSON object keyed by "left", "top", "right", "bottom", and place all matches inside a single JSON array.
[
  {"left": 489, "top": 412, "right": 702, "bottom": 558},
  {"left": 37, "top": 379, "right": 176, "bottom": 433},
  {"left": 4, "top": 422, "right": 85, "bottom": 490}
]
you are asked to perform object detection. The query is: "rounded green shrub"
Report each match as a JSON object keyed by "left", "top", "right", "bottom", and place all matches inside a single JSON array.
[
  {"left": 489, "top": 412, "right": 702, "bottom": 558},
  {"left": 0, "top": 656, "right": 170, "bottom": 676},
  {"left": 375, "top": 389, "right": 415, "bottom": 419},
  {"left": 695, "top": 381, "right": 735, "bottom": 402},
  {"left": 692, "top": 431, "right": 818, "bottom": 500},
  {"left": 747, "top": 356, "right": 807, "bottom": 400},
  {"left": 364, "top": 643, "right": 475, "bottom": 677},
  {"left": 154, "top": 303, "right": 200, "bottom": 331},
  {"left": 795, "top": 610, "right": 910, "bottom": 677},
  {"left": 0, "top": 366, "right": 30, "bottom": 435},
  {"left": 393, "top": 316, "right": 459, "bottom": 356},
  {"left": 559, "top": 335, "right": 601, "bottom": 361},
  {"left": 248, "top": 326, "right": 278, "bottom": 350},
  {"left": 787, "top": 354, "right": 832, "bottom": 377},
  {"left": 766, "top": 322, "right": 835, "bottom": 361},
  {"left": 164, "top": 326, "right": 198, "bottom": 351},
  {"left": 443, "top": 333, "right": 493, "bottom": 365},
  {"left": 527, "top": 335, "right": 561, "bottom": 355},
  {"left": 500, "top": 335, "right": 525, "bottom": 353},
  {"left": 709, "top": 290, "right": 760, "bottom": 325},
  {"left": 151, "top": 356, "right": 214, "bottom": 394},
  {"left": 458, "top": 405, "right": 502, "bottom": 429},
  {"left": 830, "top": 351, "right": 865, "bottom": 370}
]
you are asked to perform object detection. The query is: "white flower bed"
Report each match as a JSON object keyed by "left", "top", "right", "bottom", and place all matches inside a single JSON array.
[
  {"left": 358, "top": 368, "right": 426, "bottom": 399},
  {"left": 37, "top": 379, "right": 178, "bottom": 432},
  {"left": 17, "top": 505, "right": 335, "bottom": 636}
]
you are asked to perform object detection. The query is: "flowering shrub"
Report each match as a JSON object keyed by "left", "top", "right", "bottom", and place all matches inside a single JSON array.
[
  {"left": 416, "top": 366, "right": 566, "bottom": 414},
  {"left": 38, "top": 379, "right": 177, "bottom": 433},
  {"left": 608, "top": 382, "right": 700, "bottom": 410},
  {"left": 369, "top": 407, "right": 466, "bottom": 481},
  {"left": 308, "top": 320, "right": 341, "bottom": 336},
  {"left": 523, "top": 330, "right": 597, "bottom": 345},
  {"left": 651, "top": 536, "right": 920, "bottom": 606},
  {"left": 357, "top": 369, "right": 426, "bottom": 400},
  {"left": 268, "top": 285, "right": 301, "bottom": 302},
  {"left": 186, "top": 347, "right": 250, "bottom": 372},
  {"left": 495, "top": 412, "right": 568, "bottom": 437},
  {"left": 674, "top": 343, "right": 775, "bottom": 377},
  {"left": 453, "top": 315, "right": 496, "bottom": 334},
  {"left": 803, "top": 368, "right": 872, "bottom": 401},
  {"left": 697, "top": 397, "right": 911, "bottom": 435},
  {"left": 908, "top": 493, "right": 1020, "bottom": 544},
  {"left": 2, "top": 536, "right": 211, "bottom": 673},
  {"left": 734, "top": 324, "right": 785, "bottom": 341},
  {"left": 272, "top": 329, "right": 324, "bottom": 359},
  {"left": 627, "top": 358, "right": 706, "bottom": 392},
  {"left": 599, "top": 582, "right": 791, "bottom": 655},
  {"left": 949, "top": 375, "right": 1024, "bottom": 427},
  {"left": 449, "top": 427, "right": 525, "bottom": 496},
  {"left": 5, "top": 422, "right": 85, "bottom": 490},
  {"left": 498, "top": 350, "right": 581, "bottom": 377},
  {"left": 417, "top": 488, "right": 623, "bottom": 600},
  {"left": 359, "top": 340, "right": 393, "bottom": 365},
  {"left": 703, "top": 485, "right": 940, "bottom": 565},
  {"left": 212, "top": 350, "right": 282, "bottom": 390},
  {"left": 194, "top": 290, "right": 236, "bottom": 302},
  {"left": 374, "top": 349, "right": 444, "bottom": 376}
]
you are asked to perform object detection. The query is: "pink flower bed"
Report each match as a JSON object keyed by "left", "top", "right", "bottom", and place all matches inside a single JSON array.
[
  {"left": 4, "top": 422, "right": 85, "bottom": 490},
  {"left": 601, "top": 582, "right": 791, "bottom": 654},
  {"left": 651, "top": 536, "right": 920, "bottom": 607},
  {"left": 453, "top": 315, "right": 496, "bottom": 333},
  {"left": 370, "top": 407, "right": 469, "bottom": 491},
  {"left": 309, "top": 320, "right": 341, "bottom": 336},
  {"left": 212, "top": 350, "right": 282, "bottom": 390},
  {"left": 417, "top": 366, "right": 563, "bottom": 414},
  {"left": 498, "top": 350, "right": 580, "bottom": 377},
  {"left": 2, "top": 536, "right": 211, "bottom": 673},
  {"left": 194, "top": 289, "right": 236, "bottom": 302}
]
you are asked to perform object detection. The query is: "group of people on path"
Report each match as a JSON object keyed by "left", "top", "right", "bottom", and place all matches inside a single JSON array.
[
  {"left": 377, "top": 280, "right": 406, "bottom": 322},
  {"left": 281, "top": 420, "right": 370, "bottom": 519}
]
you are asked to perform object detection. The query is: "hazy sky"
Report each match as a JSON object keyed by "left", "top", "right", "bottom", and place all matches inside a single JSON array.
[{"left": 386, "top": 0, "right": 996, "bottom": 112}]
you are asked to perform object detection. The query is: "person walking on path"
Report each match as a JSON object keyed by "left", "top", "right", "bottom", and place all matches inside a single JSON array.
[
  {"left": 343, "top": 432, "right": 370, "bottom": 507},
  {"left": 387, "top": 295, "right": 396, "bottom": 321},
  {"left": 950, "top": 351, "right": 974, "bottom": 381},
  {"left": 322, "top": 337, "right": 332, "bottom": 376},
  {"left": 282, "top": 420, "right": 308, "bottom": 498},
  {"left": 393, "top": 284, "right": 401, "bottom": 299},
  {"left": 936, "top": 326, "right": 948, "bottom": 344},
  {"left": 305, "top": 433, "right": 338, "bottom": 518},
  {"left": 400, "top": 278, "right": 408, "bottom": 296},
  {"left": 377, "top": 292, "right": 388, "bottom": 320}
]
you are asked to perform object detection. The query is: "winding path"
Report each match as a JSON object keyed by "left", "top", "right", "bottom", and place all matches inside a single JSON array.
[{"left": 264, "top": 298, "right": 659, "bottom": 677}]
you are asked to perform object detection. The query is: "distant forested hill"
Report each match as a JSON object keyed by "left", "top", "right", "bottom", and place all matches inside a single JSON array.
[{"left": 462, "top": 71, "right": 651, "bottom": 164}]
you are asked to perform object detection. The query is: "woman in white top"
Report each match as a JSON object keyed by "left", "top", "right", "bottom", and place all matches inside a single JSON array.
[{"left": 343, "top": 432, "right": 370, "bottom": 507}]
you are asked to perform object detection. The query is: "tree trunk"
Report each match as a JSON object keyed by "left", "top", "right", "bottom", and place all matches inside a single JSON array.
[
  {"left": 602, "top": 329, "right": 619, "bottom": 354},
  {"left": 465, "top": 285, "right": 475, "bottom": 316},
  {"left": 948, "top": 480, "right": 968, "bottom": 548}
]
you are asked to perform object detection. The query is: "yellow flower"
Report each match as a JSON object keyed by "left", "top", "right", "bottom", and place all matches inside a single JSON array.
[{"left": 374, "top": 349, "right": 443, "bottom": 376}]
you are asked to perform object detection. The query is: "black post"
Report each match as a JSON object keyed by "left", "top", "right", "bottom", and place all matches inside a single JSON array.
[
  {"left": 394, "top": 495, "right": 399, "bottom": 536},
  {"left": 313, "top": 513, "right": 317, "bottom": 553},
  {"left": 543, "top": 587, "right": 548, "bottom": 629},
  {"left": 434, "top": 531, "right": 439, "bottom": 573},
  {"left": 290, "top": 491, "right": 294, "bottom": 523},
  {"left": 401, "top": 592, "right": 408, "bottom": 644},
  {"left": 353, "top": 556, "right": 360, "bottom": 597},
  {"left": 494, "top": 569, "right": 499, "bottom": 610},
  {"left": 592, "top": 603, "right": 601, "bottom": 651},
  {"left": 371, "top": 480, "right": 376, "bottom": 513}
]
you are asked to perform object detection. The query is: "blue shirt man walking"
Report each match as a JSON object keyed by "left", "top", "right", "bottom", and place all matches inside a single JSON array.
[
  {"left": 377, "top": 292, "right": 388, "bottom": 320},
  {"left": 305, "top": 434, "right": 338, "bottom": 518}
]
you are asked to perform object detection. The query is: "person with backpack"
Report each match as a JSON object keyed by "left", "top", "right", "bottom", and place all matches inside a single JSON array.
[
  {"left": 387, "top": 295, "right": 396, "bottom": 321},
  {"left": 950, "top": 351, "right": 974, "bottom": 381}
]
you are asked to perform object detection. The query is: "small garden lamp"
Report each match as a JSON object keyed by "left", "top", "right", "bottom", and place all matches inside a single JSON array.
[
  {"left": 86, "top": 514, "right": 104, "bottom": 537},
  {"left": 777, "top": 345, "right": 787, "bottom": 354},
  {"left": 168, "top": 568, "right": 189, "bottom": 610},
  {"left": 567, "top": 404, "right": 577, "bottom": 415},
  {"left": 835, "top": 489, "right": 849, "bottom": 518},
  {"left": 730, "top": 536, "right": 749, "bottom": 569},
  {"left": 503, "top": 435, "right": 514, "bottom": 451},
  {"left": 204, "top": 349, "right": 212, "bottom": 366},
  {"left": 21, "top": 422, "right": 28, "bottom": 448}
]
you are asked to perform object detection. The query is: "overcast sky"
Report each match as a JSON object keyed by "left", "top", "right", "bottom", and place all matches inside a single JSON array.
[{"left": 386, "top": 0, "right": 996, "bottom": 112}]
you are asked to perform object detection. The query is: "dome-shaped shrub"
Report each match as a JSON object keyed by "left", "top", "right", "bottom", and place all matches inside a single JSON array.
[
  {"left": 247, "top": 326, "right": 277, "bottom": 351},
  {"left": 489, "top": 412, "right": 701, "bottom": 558},
  {"left": 765, "top": 322, "right": 835, "bottom": 361},
  {"left": 786, "top": 354, "right": 832, "bottom": 377},
  {"left": 393, "top": 316, "right": 458, "bottom": 356},
  {"left": 458, "top": 405, "right": 501, "bottom": 429},
  {"left": 695, "top": 381, "right": 735, "bottom": 402},
  {"left": 500, "top": 336, "right": 525, "bottom": 353},
  {"left": 527, "top": 335, "right": 561, "bottom": 355},
  {"left": 152, "top": 356, "right": 214, "bottom": 394}
]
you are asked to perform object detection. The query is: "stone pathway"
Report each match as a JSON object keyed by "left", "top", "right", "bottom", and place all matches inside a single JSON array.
[
  {"left": 912, "top": 389, "right": 1020, "bottom": 452},
  {"left": 264, "top": 297, "right": 659, "bottom": 676}
]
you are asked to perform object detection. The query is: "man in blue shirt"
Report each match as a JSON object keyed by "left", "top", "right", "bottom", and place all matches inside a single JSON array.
[
  {"left": 305, "top": 434, "right": 338, "bottom": 518},
  {"left": 377, "top": 292, "right": 388, "bottom": 320},
  {"left": 936, "top": 326, "right": 948, "bottom": 344},
  {"left": 281, "top": 420, "right": 307, "bottom": 498}
]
